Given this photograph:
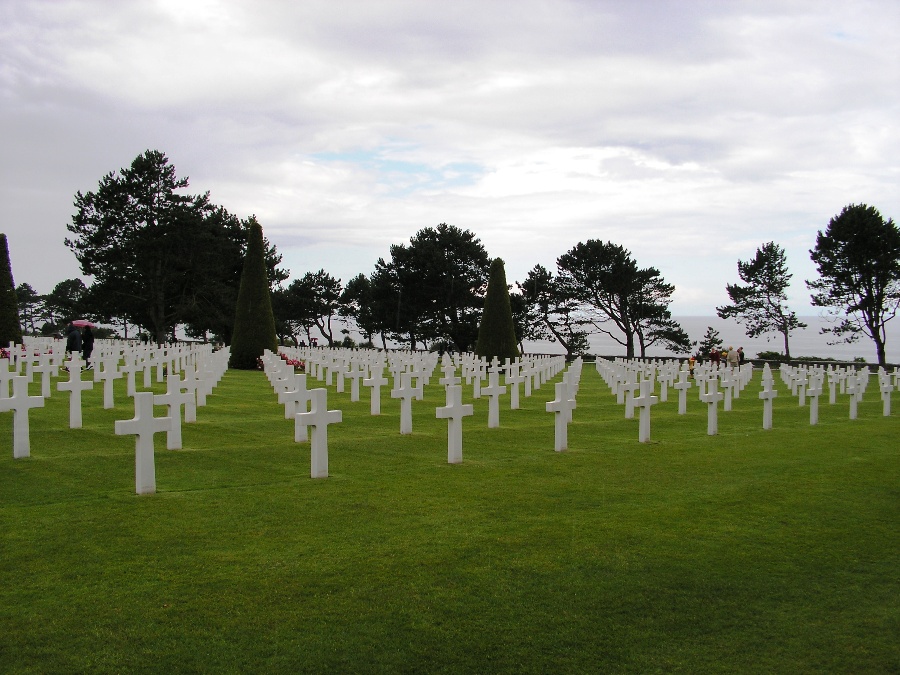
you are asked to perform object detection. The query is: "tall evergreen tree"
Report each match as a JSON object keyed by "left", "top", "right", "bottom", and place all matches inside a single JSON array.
[
  {"left": 0, "top": 234, "right": 23, "bottom": 345},
  {"left": 229, "top": 217, "right": 278, "bottom": 369},
  {"left": 717, "top": 242, "right": 806, "bottom": 358},
  {"left": 475, "top": 258, "right": 519, "bottom": 361}
]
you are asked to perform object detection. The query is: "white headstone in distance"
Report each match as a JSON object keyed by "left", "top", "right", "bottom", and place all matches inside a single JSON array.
[
  {"left": 481, "top": 370, "right": 506, "bottom": 429},
  {"left": 363, "top": 367, "right": 389, "bottom": 416},
  {"left": 153, "top": 374, "right": 194, "bottom": 450},
  {"left": 759, "top": 365, "right": 777, "bottom": 430},
  {"left": 673, "top": 368, "right": 692, "bottom": 416},
  {"left": 701, "top": 383, "right": 724, "bottom": 436},
  {"left": 391, "top": 372, "right": 421, "bottom": 435},
  {"left": 546, "top": 381, "right": 576, "bottom": 452},
  {"left": 634, "top": 379, "right": 659, "bottom": 443},
  {"left": 57, "top": 359, "right": 94, "bottom": 428},
  {"left": 435, "top": 384, "right": 474, "bottom": 464}
]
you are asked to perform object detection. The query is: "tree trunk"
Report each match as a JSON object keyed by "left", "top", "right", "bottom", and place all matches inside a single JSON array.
[{"left": 782, "top": 330, "right": 791, "bottom": 360}]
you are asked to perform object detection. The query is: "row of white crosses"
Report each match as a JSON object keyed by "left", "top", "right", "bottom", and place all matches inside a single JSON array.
[
  {"left": 114, "top": 346, "right": 230, "bottom": 494},
  {"left": 260, "top": 350, "right": 342, "bottom": 478},
  {"left": 267, "top": 347, "right": 569, "bottom": 469},
  {"left": 1, "top": 339, "right": 229, "bottom": 495},
  {"left": 596, "top": 356, "right": 898, "bottom": 441}
]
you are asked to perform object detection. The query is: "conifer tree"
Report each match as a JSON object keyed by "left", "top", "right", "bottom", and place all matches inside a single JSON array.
[
  {"left": 475, "top": 257, "right": 519, "bottom": 361},
  {"left": 0, "top": 234, "right": 23, "bottom": 345},
  {"left": 229, "top": 218, "right": 278, "bottom": 369}
]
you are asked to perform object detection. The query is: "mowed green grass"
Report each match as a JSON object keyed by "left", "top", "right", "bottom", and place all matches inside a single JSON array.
[{"left": 0, "top": 362, "right": 897, "bottom": 674}]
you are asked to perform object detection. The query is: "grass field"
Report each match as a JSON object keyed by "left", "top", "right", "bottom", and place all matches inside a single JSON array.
[{"left": 0, "top": 360, "right": 897, "bottom": 673}]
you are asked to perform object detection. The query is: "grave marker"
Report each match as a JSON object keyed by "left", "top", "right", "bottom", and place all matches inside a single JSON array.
[
  {"left": 114, "top": 391, "right": 171, "bottom": 495},
  {"left": 436, "top": 384, "right": 474, "bottom": 464},
  {"left": 296, "top": 388, "right": 342, "bottom": 478},
  {"left": 546, "top": 381, "right": 576, "bottom": 452},
  {"left": 0, "top": 376, "right": 45, "bottom": 458},
  {"left": 57, "top": 359, "right": 94, "bottom": 428}
]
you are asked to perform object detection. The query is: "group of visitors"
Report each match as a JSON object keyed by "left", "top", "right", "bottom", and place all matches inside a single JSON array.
[
  {"left": 689, "top": 346, "right": 744, "bottom": 377},
  {"left": 708, "top": 346, "right": 744, "bottom": 367},
  {"left": 64, "top": 323, "right": 95, "bottom": 369}
]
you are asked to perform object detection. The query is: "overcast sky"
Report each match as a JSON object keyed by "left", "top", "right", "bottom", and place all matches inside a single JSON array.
[{"left": 2, "top": 0, "right": 898, "bottom": 315}]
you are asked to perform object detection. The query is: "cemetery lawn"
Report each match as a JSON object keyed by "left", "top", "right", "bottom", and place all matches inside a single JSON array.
[{"left": 1, "top": 364, "right": 898, "bottom": 674}]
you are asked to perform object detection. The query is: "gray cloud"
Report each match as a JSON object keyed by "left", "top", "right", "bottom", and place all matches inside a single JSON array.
[{"left": 0, "top": 0, "right": 897, "bottom": 318}]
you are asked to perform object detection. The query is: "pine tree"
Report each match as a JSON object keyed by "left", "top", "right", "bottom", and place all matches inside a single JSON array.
[
  {"left": 0, "top": 234, "right": 23, "bottom": 345},
  {"left": 229, "top": 218, "right": 278, "bottom": 369},
  {"left": 475, "top": 258, "right": 520, "bottom": 361}
]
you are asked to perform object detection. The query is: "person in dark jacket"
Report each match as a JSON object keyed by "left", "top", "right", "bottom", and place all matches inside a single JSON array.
[
  {"left": 65, "top": 324, "right": 82, "bottom": 355},
  {"left": 81, "top": 325, "right": 95, "bottom": 369}
]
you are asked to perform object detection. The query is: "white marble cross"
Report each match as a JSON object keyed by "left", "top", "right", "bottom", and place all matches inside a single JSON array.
[
  {"left": 481, "top": 370, "right": 506, "bottom": 428},
  {"left": 847, "top": 375, "right": 859, "bottom": 420},
  {"left": 114, "top": 391, "right": 171, "bottom": 494},
  {"left": 439, "top": 359, "right": 460, "bottom": 387},
  {"left": 759, "top": 366, "right": 778, "bottom": 430},
  {"left": 505, "top": 365, "right": 525, "bottom": 410},
  {"left": 363, "top": 367, "right": 389, "bottom": 416},
  {"left": 153, "top": 374, "right": 194, "bottom": 449},
  {"left": 546, "top": 381, "right": 576, "bottom": 452},
  {"left": 633, "top": 379, "right": 659, "bottom": 443},
  {"left": 673, "top": 369, "right": 692, "bottom": 416},
  {"left": 57, "top": 359, "right": 94, "bottom": 428},
  {"left": 0, "top": 357, "right": 15, "bottom": 398},
  {"left": 32, "top": 356, "right": 56, "bottom": 398},
  {"left": 179, "top": 368, "right": 201, "bottom": 422},
  {"left": 345, "top": 364, "right": 365, "bottom": 402},
  {"left": 119, "top": 356, "right": 139, "bottom": 397},
  {"left": 619, "top": 377, "right": 640, "bottom": 420},
  {"left": 0, "top": 376, "right": 45, "bottom": 458},
  {"left": 700, "top": 383, "right": 724, "bottom": 436},
  {"left": 807, "top": 377, "right": 822, "bottom": 425},
  {"left": 278, "top": 373, "right": 310, "bottom": 420},
  {"left": 95, "top": 356, "right": 122, "bottom": 409},
  {"left": 391, "top": 372, "right": 421, "bottom": 435},
  {"left": 880, "top": 378, "right": 893, "bottom": 417},
  {"left": 296, "top": 388, "right": 342, "bottom": 478},
  {"left": 436, "top": 384, "right": 474, "bottom": 464}
]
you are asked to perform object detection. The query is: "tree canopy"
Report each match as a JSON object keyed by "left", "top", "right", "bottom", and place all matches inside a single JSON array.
[
  {"left": 807, "top": 204, "right": 900, "bottom": 366},
  {"left": 717, "top": 242, "right": 806, "bottom": 358},
  {"left": 370, "top": 224, "right": 490, "bottom": 351},
  {"left": 66, "top": 150, "right": 285, "bottom": 344},
  {"left": 556, "top": 240, "right": 689, "bottom": 358}
]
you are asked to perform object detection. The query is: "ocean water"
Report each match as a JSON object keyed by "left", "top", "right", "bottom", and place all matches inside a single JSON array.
[{"left": 523, "top": 316, "right": 900, "bottom": 364}]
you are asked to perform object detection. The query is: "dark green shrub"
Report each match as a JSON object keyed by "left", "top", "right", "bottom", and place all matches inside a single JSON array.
[{"left": 229, "top": 218, "right": 278, "bottom": 369}]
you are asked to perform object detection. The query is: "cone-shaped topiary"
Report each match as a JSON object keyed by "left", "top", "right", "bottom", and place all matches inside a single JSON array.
[
  {"left": 475, "top": 257, "right": 520, "bottom": 361},
  {"left": 0, "top": 234, "right": 23, "bottom": 346},
  {"left": 229, "top": 218, "right": 278, "bottom": 369}
]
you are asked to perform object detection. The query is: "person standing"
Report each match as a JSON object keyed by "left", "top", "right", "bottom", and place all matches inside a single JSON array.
[
  {"left": 82, "top": 325, "right": 95, "bottom": 369},
  {"left": 726, "top": 346, "right": 740, "bottom": 368},
  {"left": 65, "top": 324, "right": 82, "bottom": 356}
]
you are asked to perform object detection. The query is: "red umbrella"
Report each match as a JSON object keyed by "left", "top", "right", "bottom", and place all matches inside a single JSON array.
[{"left": 71, "top": 319, "right": 95, "bottom": 328}]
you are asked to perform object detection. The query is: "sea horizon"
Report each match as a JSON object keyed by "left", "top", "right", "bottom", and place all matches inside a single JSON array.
[{"left": 523, "top": 315, "right": 900, "bottom": 364}]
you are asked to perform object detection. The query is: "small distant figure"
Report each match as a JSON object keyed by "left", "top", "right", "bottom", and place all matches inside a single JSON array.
[
  {"left": 82, "top": 325, "right": 95, "bottom": 369},
  {"left": 726, "top": 346, "right": 739, "bottom": 368},
  {"left": 737, "top": 347, "right": 745, "bottom": 365},
  {"left": 689, "top": 356, "right": 696, "bottom": 377},
  {"left": 710, "top": 348, "right": 721, "bottom": 366}
]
